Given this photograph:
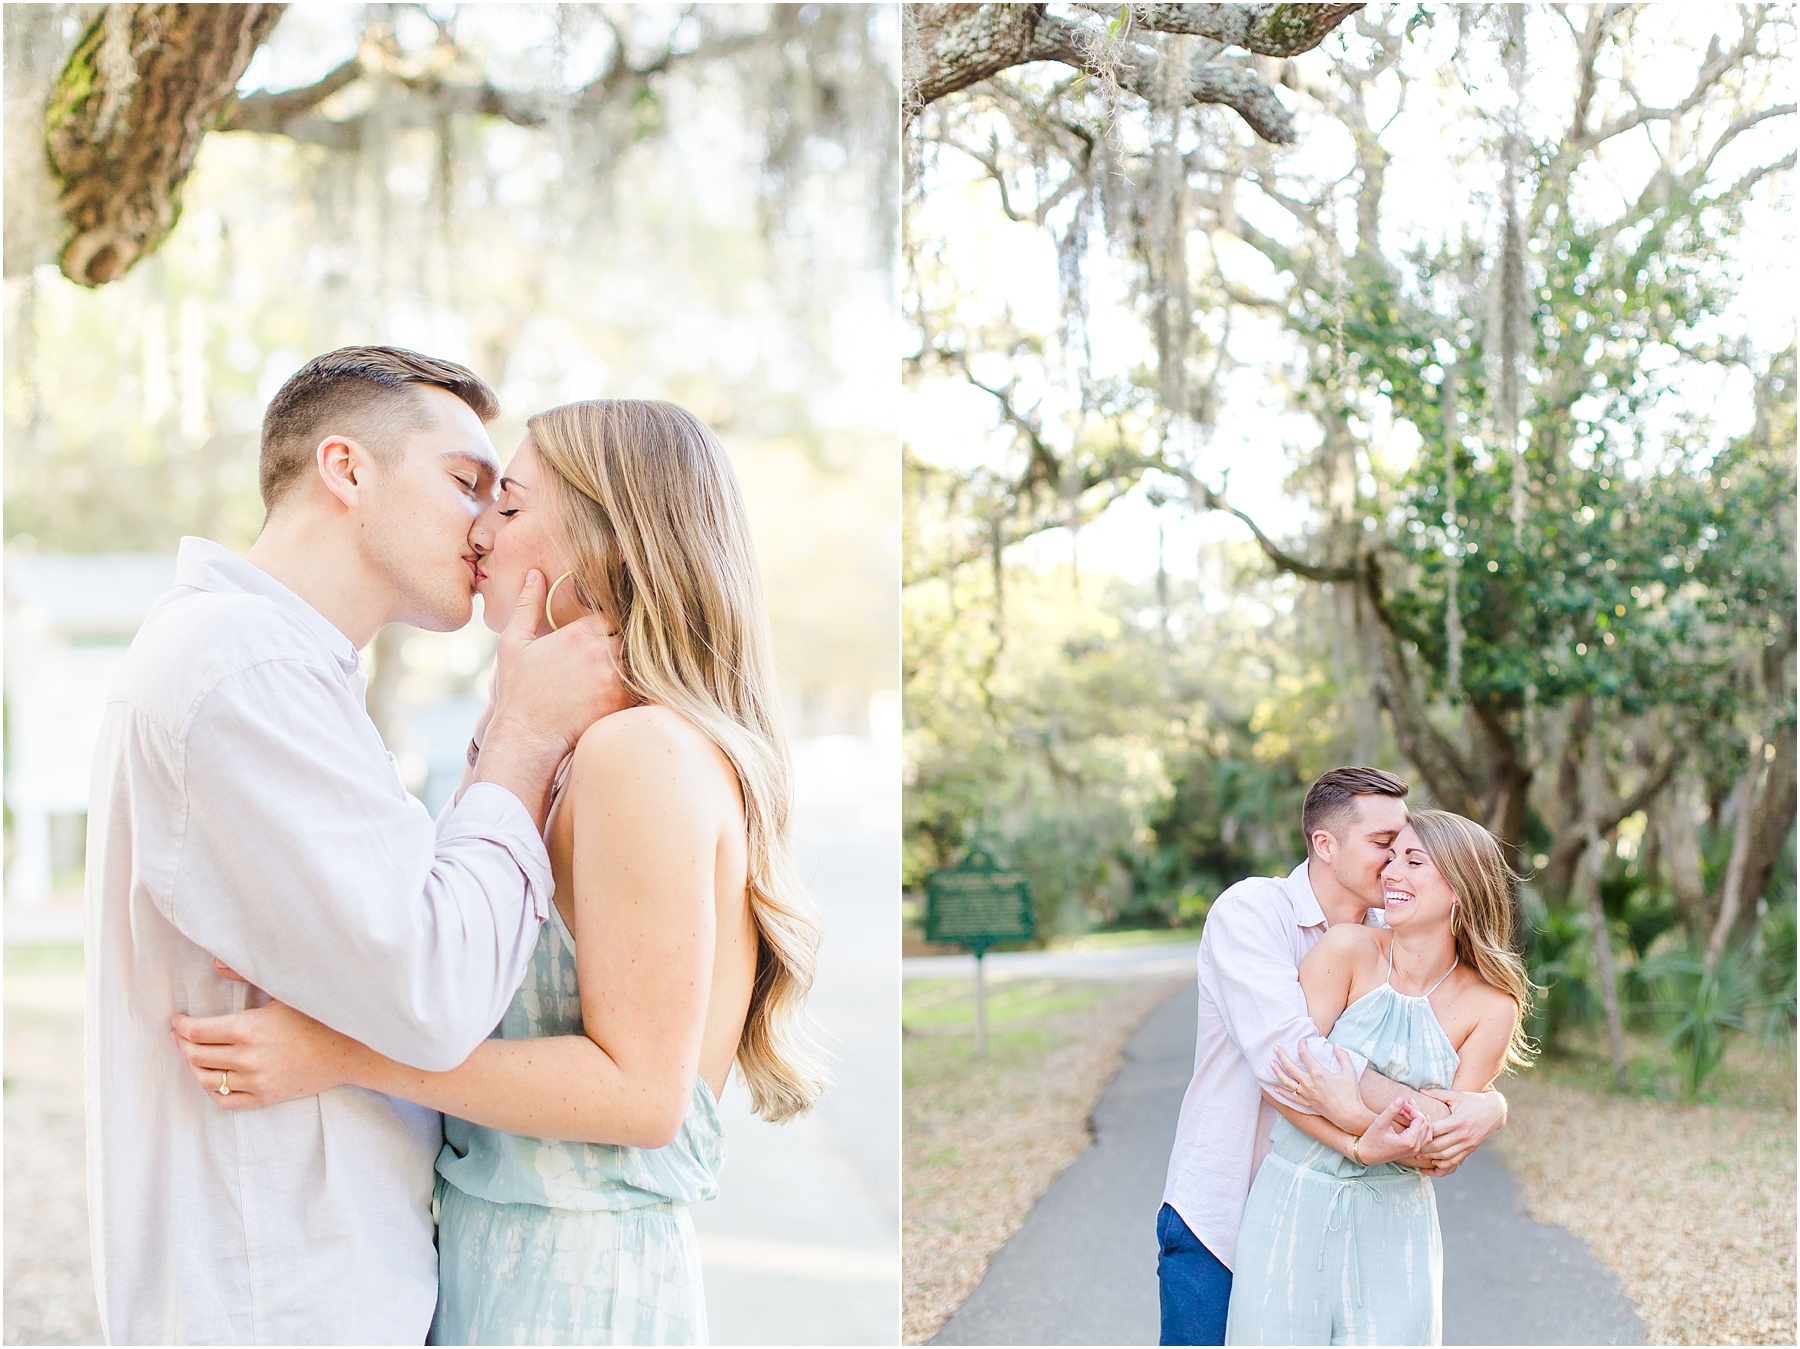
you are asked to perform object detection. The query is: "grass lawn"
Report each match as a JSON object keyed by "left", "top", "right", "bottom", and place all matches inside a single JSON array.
[
  {"left": 1497, "top": 1027, "right": 1796, "bottom": 1345},
  {"left": 1044, "top": 926, "right": 1204, "bottom": 952},
  {"left": 901, "top": 975, "right": 1180, "bottom": 1344}
]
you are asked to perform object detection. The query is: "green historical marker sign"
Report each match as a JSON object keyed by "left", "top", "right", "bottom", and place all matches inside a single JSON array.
[
  {"left": 925, "top": 846, "right": 1033, "bottom": 953},
  {"left": 924, "top": 846, "right": 1033, "bottom": 1056}
]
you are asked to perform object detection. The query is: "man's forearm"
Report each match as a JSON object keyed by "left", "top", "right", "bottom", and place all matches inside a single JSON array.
[
  {"left": 1356, "top": 1070, "right": 1451, "bottom": 1130},
  {"left": 473, "top": 714, "right": 566, "bottom": 831}
]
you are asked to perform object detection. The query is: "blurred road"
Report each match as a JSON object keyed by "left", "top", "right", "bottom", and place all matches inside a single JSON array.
[
  {"left": 692, "top": 735, "right": 901, "bottom": 1344},
  {"left": 930, "top": 979, "right": 1645, "bottom": 1346},
  {"left": 2, "top": 735, "right": 899, "bottom": 1346}
]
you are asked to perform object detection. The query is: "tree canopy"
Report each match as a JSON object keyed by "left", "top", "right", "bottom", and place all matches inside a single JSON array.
[{"left": 904, "top": 2, "right": 1795, "bottom": 983}]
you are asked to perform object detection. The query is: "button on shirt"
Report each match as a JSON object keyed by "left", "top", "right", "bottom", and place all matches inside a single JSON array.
[
  {"left": 1162, "top": 861, "right": 1371, "bottom": 1272},
  {"left": 84, "top": 538, "right": 552, "bottom": 1345}
]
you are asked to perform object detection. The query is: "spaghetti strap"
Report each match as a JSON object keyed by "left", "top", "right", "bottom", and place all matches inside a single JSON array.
[
  {"left": 1381, "top": 937, "right": 1395, "bottom": 986},
  {"left": 1424, "top": 959, "right": 1458, "bottom": 997}
]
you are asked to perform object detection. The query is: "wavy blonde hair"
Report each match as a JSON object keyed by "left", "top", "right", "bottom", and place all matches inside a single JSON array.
[
  {"left": 1407, "top": 810, "right": 1539, "bottom": 1073},
  {"left": 527, "top": 398, "right": 826, "bottom": 1122}
]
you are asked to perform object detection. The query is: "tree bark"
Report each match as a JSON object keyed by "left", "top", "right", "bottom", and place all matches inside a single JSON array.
[
  {"left": 1706, "top": 737, "right": 1769, "bottom": 971},
  {"left": 1657, "top": 761, "right": 1710, "bottom": 926},
  {"left": 904, "top": 2, "right": 1362, "bottom": 141},
  {"left": 1736, "top": 725, "right": 1797, "bottom": 921},
  {"left": 1577, "top": 825, "right": 1630, "bottom": 1091},
  {"left": 46, "top": 4, "right": 287, "bottom": 287},
  {"left": 1575, "top": 740, "right": 1629, "bottom": 1090}
]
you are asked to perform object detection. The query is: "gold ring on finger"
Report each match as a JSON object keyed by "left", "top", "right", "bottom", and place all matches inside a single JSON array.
[{"left": 218, "top": 1070, "right": 231, "bottom": 1097}]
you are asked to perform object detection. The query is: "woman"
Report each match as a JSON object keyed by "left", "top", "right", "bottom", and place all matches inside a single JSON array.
[
  {"left": 172, "top": 399, "right": 826, "bottom": 1345},
  {"left": 1224, "top": 810, "right": 1535, "bottom": 1346}
]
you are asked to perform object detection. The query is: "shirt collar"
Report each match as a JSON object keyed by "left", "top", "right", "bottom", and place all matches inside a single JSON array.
[
  {"left": 174, "top": 537, "right": 363, "bottom": 676},
  {"left": 1284, "top": 859, "right": 1327, "bottom": 929}
]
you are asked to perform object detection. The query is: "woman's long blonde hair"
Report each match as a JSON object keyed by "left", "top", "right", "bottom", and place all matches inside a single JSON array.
[
  {"left": 1406, "top": 810, "right": 1539, "bottom": 1073},
  {"left": 528, "top": 398, "right": 826, "bottom": 1122}
]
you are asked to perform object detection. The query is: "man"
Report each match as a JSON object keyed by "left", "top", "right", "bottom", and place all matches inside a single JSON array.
[
  {"left": 85, "top": 347, "right": 622, "bottom": 1344},
  {"left": 1156, "top": 767, "right": 1509, "bottom": 1346}
]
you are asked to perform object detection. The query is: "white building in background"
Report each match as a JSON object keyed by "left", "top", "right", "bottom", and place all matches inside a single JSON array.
[{"left": 5, "top": 554, "right": 177, "bottom": 908}]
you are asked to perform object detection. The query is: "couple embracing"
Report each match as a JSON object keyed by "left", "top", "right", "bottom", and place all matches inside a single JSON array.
[
  {"left": 1159, "top": 767, "right": 1535, "bottom": 1346},
  {"left": 85, "top": 347, "right": 821, "bottom": 1345}
]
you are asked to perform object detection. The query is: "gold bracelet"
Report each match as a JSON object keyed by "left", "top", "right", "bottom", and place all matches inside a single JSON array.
[{"left": 1351, "top": 1136, "right": 1364, "bottom": 1167}]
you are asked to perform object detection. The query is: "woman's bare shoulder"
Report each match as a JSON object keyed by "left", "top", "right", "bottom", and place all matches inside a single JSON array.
[
  {"left": 567, "top": 706, "right": 736, "bottom": 802},
  {"left": 1319, "top": 921, "right": 1383, "bottom": 957},
  {"left": 1467, "top": 970, "right": 1521, "bottom": 1021},
  {"left": 1305, "top": 920, "right": 1382, "bottom": 970}
]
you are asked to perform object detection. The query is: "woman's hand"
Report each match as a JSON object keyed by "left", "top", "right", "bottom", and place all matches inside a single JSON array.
[
  {"left": 171, "top": 990, "right": 367, "bottom": 1109},
  {"left": 1272, "top": 1038, "right": 1369, "bottom": 1133},
  {"left": 1353, "top": 1094, "right": 1431, "bottom": 1167}
]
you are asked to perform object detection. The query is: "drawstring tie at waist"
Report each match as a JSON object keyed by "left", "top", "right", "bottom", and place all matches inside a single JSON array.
[{"left": 1319, "top": 1174, "right": 1386, "bottom": 1305}]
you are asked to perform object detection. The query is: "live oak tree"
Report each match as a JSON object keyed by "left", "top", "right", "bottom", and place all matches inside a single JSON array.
[
  {"left": 904, "top": 2, "right": 1364, "bottom": 138},
  {"left": 7, "top": 3, "right": 890, "bottom": 286},
  {"left": 905, "top": 5, "right": 1793, "bottom": 957}
]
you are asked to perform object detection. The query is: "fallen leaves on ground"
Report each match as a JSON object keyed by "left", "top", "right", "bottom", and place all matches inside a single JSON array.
[
  {"left": 901, "top": 976, "right": 1180, "bottom": 1345},
  {"left": 1498, "top": 1059, "right": 1796, "bottom": 1346}
]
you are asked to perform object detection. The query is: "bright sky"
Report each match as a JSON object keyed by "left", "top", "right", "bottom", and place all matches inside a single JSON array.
[{"left": 904, "top": 5, "right": 1797, "bottom": 583}]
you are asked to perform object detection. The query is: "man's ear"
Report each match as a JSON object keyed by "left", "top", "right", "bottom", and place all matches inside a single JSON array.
[
  {"left": 1310, "top": 829, "right": 1336, "bottom": 864},
  {"left": 315, "top": 435, "right": 367, "bottom": 511}
]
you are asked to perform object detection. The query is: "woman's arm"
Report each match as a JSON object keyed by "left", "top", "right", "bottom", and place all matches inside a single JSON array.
[
  {"left": 1264, "top": 925, "right": 1378, "bottom": 1132},
  {"left": 1447, "top": 989, "right": 1518, "bottom": 1094},
  {"left": 173, "top": 707, "right": 735, "bottom": 1149},
  {"left": 1296, "top": 923, "right": 1366, "bottom": 1036},
  {"left": 1265, "top": 1091, "right": 1430, "bottom": 1167}
]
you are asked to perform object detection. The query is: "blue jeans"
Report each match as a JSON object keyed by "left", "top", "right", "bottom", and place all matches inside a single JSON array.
[{"left": 1157, "top": 1203, "right": 1232, "bottom": 1346}]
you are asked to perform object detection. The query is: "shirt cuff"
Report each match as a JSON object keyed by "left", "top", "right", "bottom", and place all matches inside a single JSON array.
[{"left": 442, "top": 781, "right": 553, "bottom": 922}]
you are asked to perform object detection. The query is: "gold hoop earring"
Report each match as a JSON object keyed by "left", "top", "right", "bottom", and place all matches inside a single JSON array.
[{"left": 545, "top": 571, "right": 576, "bottom": 632}]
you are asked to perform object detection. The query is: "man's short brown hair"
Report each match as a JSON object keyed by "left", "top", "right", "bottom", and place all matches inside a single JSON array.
[
  {"left": 1301, "top": 766, "right": 1410, "bottom": 854},
  {"left": 259, "top": 346, "right": 499, "bottom": 508}
]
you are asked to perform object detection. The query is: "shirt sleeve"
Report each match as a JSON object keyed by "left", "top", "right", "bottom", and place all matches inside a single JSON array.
[
  {"left": 167, "top": 658, "right": 550, "bottom": 1071},
  {"left": 1200, "top": 888, "right": 1366, "bottom": 1114}
]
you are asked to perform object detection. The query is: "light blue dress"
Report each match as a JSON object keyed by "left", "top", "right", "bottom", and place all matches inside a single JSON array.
[
  {"left": 429, "top": 901, "right": 724, "bottom": 1345},
  {"left": 1225, "top": 950, "right": 1461, "bottom": 1346}
]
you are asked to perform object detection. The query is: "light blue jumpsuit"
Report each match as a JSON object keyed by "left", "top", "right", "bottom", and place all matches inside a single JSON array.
[
  {"left": 1225, "top": 954, "right": 1460, "bottom": 1346},
  {"left": 429, "top": 901, "right": 723, "bottom": 1345}
]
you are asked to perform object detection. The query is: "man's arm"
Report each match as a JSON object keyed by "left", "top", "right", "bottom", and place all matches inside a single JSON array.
[
  {"left": 1206, "top": 896, "right": 1370, "bottom": 1123},
  {"left": 1210, "top": 903, "right": 1446, "bottom": 1135},
  {"left": 171, "top": 658, "right": 552, "bottom": 1071},
  {"left": 171, "top": 572, "right": 626, "bottom": 1071}
]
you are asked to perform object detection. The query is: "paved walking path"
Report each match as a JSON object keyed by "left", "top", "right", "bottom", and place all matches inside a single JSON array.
[{"left": 931, "top": 981, "right": 1646, "bottom": 1346}]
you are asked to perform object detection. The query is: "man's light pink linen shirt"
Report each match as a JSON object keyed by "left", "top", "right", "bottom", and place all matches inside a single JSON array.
[
  {"left": 85, "top": 538, "right": 552, "bottom": 1346},
  {"left": 1161, "top": 861, "right": 1368, "bottom": 1272}
]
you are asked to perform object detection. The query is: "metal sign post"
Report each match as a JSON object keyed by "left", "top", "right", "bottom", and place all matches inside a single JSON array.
[{"left": 923, "top": 847, "right": 1033, "bottom": 1058}]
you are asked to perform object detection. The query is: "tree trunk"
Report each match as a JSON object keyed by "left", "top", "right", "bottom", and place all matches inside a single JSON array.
[
  {"left": 1736, "top": 725, "right": 1797, "bottom": 920},
  {"left": 45, "top": 3, "right": 286, "bottom": 286},
  {"left": 1578, "top": 826, "right": 1630, "bottom": 1091},
  {"left": 1576, "top": 738, "right": 1630, "bottom": 1090},
  {"left": 1706, "top": 738, "right": 1769, "bottom": 971},
  {"left": 1657, "top": 761, "right": 1710, "bottom": 928},
  {"left": 3, "top": 5, "right": 102, "bottom": 276}
]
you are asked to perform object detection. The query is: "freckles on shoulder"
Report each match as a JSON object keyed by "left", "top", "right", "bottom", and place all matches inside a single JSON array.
[{"left": 568, "top": 705, "right": 738, "bottom": 812}]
